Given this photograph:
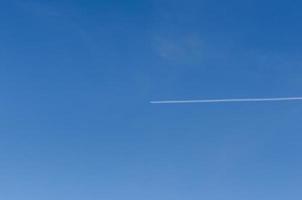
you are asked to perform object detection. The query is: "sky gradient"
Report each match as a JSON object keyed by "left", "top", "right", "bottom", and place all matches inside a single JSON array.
[{"left": 1, "top": 0, "right": 302, "bottom": 199}]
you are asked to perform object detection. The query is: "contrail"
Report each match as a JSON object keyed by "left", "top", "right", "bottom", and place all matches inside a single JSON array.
[{"left": 150, "top": 97, "right": 302, "bottom": 104}]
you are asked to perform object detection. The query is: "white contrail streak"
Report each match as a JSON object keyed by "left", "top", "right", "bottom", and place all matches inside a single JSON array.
[{"left": 150, "top": 97, "right": 302, "bottom": 104}]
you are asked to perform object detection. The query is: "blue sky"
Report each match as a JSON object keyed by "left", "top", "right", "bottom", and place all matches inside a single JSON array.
[{"left": 1, "top": 0, "right": 302, "bottom": 199}]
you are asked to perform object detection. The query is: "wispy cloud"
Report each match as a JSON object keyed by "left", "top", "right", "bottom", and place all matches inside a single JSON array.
[
  {"left": 153, "top": 34, "right": 204, "bottom": 64},
  {"left": 13, "top": 0, "right": 63, "bottom": 17}
]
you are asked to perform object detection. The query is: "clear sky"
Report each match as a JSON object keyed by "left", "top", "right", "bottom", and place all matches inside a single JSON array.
[{"left": 1, "top": 0, "right": 302, "bottom": 199}]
